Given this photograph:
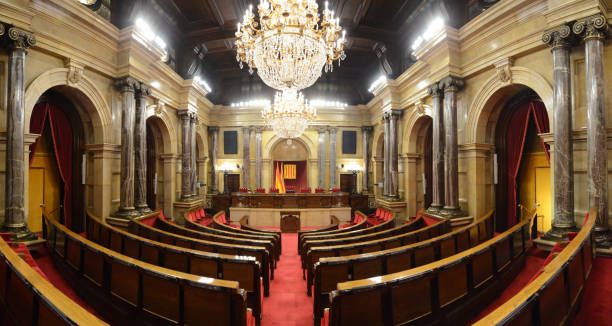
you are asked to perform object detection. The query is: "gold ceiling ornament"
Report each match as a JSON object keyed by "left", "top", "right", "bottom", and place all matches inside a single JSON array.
[
  {"left": 262, "top": 90, "right": 316, "bottom": 139},
  {"left": 235, "top": 0, "right": 346, "bottom": 91}
]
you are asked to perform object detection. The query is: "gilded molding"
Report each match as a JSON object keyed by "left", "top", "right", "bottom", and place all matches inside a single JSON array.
[
  {"left": 115, "top": 76, "right": 139, "bottom": 93},
  {"left": 413, "top": 100, "right": 429, "bottom": 116},
  {"left": 6, "top": 27, "right": 36, "bottom": 50},
  {"left": 440, "top": 75, "right": 465, "bottom": 92},
  {"left": 542, "top": 24, "right": 573, "bottom": 49},
  {"left": 573, "top": 14, "right": 609, "bottom": 41}
]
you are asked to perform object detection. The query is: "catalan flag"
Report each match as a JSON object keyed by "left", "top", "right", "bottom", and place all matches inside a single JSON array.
[{"left": 284, "top": 164, "right": 296, "bottom": 179}]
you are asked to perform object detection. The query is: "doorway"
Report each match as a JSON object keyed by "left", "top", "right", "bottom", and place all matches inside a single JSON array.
[
  {"left": 146, "top": 123, "right": 157, "bottom": 210},
  {"left": 226, "top": 174, "right": 240, "bottom": 193},
  {"left": 340, "top": 174, "right": 355, "bottom": 193}
]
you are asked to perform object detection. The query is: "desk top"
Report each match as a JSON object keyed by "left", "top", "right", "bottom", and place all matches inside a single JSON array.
[{"left": 231, "top": 192, "right": 349, "bottom": 209}]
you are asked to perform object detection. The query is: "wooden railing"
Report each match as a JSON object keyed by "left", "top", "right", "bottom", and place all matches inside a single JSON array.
[
  {"left": 297, "top": 215, "right": 341, "bottom": 241},
  {"left": 43, "top": 214, "right": 251, "bottom": 326},
  {"left": 312, "top": 210, "right": 493, "bottom": 324},
  {"left": 296, "top": 212, "right": 368, "bottom": 242},
  {"left": 324, "top": 211, "right": 536, "bottom": 326},
  {"left": 85, "top": 211, "right": 263, "bottom": 324},
  {"left": 304, "top": 216, "right": 451, "bottom": 295},
  {"left": 473, "top": 207, "right": 597, "bottom": 326},
  {"left": 128, "top": 217, "right": 272, "bottom": 296}
]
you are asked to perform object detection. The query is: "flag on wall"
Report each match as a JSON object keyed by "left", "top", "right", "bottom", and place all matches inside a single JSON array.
[
  {"left": 284, "top": 164, "right": 296, "bottom": 179},
  {"left": 275, "top": 162, "right": 286, "bottom": 194}
]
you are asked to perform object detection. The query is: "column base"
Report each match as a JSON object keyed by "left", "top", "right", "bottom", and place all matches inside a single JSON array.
[
  {"left": 0, "top": 225, "right": 38, "bottom": 242},
  {"left": 594, "top": 227, "right": 612, "bottom": 249},
  {"left": 426, "top": 204, "right": 443, "bottom": 214},
  {"left": 112, "top": 207, "right": 140, "bottom": 219},
  {"left": 135, "top": 204, "right": 153, "bottom": 214},
  {"left": 383, "top": 195, "right": 401, "bottom": 202},
  {"left": 439, "top": 206, "right": 468, "bottom": 218},
  {"left": 540, "top": 225, "right": 580, "bottom": 242}
]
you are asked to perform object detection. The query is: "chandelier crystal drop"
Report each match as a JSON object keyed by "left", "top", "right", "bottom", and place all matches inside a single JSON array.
[
  {"left": 262, "top": 90, "right": 317, "bottom": 139},
  {"left": 235, "top": 0, "right": 346, "bottom": 91}
]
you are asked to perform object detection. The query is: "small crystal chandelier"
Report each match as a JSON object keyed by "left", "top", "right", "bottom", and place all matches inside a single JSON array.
[
  {"left": 235, "top": 0, "right": 346, "bottom": 91},
  {"left": 262, "top": 90, "right": 316, "bottom": 139}
]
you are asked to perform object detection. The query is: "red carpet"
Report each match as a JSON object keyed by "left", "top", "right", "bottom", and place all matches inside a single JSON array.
[
  {"left": 471, "top": 247, "right": 549, "bottom": 323},
  {"left": 573, "top": 257, "right": 612, "bottom": 326},
  {"left": 261, "top": 232, "right": 313, "bottom": 326}
]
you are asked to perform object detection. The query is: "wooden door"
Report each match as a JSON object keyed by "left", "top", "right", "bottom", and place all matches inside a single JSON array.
[
  {"left": 340, "top": 174, "right": 354, "bottom": 193},
  {"left": 227, "top": 174, "right": 240, "bottom": 193},
  {"left": 535, "top": 167, "right": 552, "bottom": 233},
  {"left": 146, "top": 124, "right": 157, "bottom": 210},
  {"left": 28, "top": 168, "right": 45, "bottom": 233}
]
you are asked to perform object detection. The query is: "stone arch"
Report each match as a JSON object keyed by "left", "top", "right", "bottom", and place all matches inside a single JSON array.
[
  {"left": 372, "top": 126, "right": 385, "bottom": 158},
  {"left": 146, "top": 105, "right": 177, "bottom": 154},
  {"left": 263, "top": 134, "right": 315, "bottom": 160},
  {"left": 403, "top": 111, "right": 433, "bottom": 153},
  {"left": 25, "top": 68, "right": 112, "bottom": 144},
  {"left": 466, "top": 66, "right": 553, "bottom": 144}
]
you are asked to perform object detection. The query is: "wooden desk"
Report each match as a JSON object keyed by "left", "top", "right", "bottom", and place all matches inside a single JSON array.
[{"left": 231, "top": 192, "right": 350, "bottom": 208}]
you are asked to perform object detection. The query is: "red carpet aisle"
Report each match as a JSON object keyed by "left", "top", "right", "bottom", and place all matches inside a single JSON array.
[
  {"left": 262, "top": 232, "right": 314, "bottom": 326},
  {"left": 573, "top": 257, "right": 612, "bottom": 326}
]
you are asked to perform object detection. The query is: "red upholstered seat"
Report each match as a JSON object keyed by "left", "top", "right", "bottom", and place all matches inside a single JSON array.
[
  {"left": 321, "top": 308, "right": 330, "bottom": 326},
  {"left": 247, "top": 309, "right": 256, "bottom": 326}
]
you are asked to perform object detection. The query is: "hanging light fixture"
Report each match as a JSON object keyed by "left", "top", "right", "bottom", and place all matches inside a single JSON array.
[
  {"left": 235, "top": 0, "right": 346, "bottom": 91},
  {"left": 262, "top": 90, "right": 316, "bottom": 139}
]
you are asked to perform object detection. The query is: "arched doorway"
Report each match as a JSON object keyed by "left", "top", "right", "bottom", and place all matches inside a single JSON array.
[
  {"left": 270, "top": 139, "right": 309, "bottom": 191},
  {"left": 146, "top": 116, "right": 169, "bottom": 212},
  {"left": 416, "top": 119, "right": 433, "bottom": 209},
  {"left": 494, "top": 89, "right": 550, "bottom": 232},
  {"left": 28, "top": 90, "right": 85, "bottom": 232}
]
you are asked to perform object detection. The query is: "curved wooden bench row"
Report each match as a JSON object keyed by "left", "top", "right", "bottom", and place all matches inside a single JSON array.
[
  {"left": 304, "top": 217, "right": 451, "bottom": 295},
  {"left": 157, "top": 216, "right": 278, "bottom": 270},
  {"left": 323, "top": 212, "right": 536, "bottom": 326},
  {"left": 474, "top": 207, "right": 597, "bottom": 326},
  {"left": 299, "top": 211, "right": 394, "bottom": 255},
  {"left": 210, "top": 212, "right": 282, "bottom": 253},
  {"left": 297, "top": 215, "right": 340, "bottom": 241},
  {"left": 43, "top": 214, "right": 253, "bottom": 326},
  {"left": 0, "top": 237, "right": 108, "bottom": 325},
  {"left": 183, "top": 213, "right": 281, "bottom": 262},
  {"left": 128, "top": 218, "right": 272, "bottom": 296},
  {"left": 296, "top": 212, "right": 368, "bottom": 244},
  {"left": 238, "top": 216, "right": 283, "bottom": 238},
  {"left": 312, "top": 210, "right": 493, "bottom": 323},
  {"left": 84, "top": 212, "right": 263, "bottom": 325}
]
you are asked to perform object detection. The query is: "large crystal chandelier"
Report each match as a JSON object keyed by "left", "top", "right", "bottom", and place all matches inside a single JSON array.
[
  {"left": 262, "top": 90, "right": 316, "bottom": 138},
  {"left": 235, "top": 0, "right": 346, "bottom": 90}
]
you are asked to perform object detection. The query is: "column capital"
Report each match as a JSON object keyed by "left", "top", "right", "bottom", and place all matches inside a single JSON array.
[
  {"left": 5, "top": 27, "right": 36, "bottom": 51},
  {"left": 115, "top": 76, "right": 139, "bottom": 93},
  {"left": 252, "top": 126, "right": 264, "bottom": 134},
  {"left": 178, "top": 109, "right": 195, "bottom": 120},
  {"left": 383, "top": 109, "right": 403, "bottom": 120},
  {"left": 543, "top": 24, "right": 573, "bottom": 49},
  {"left": 0, "top": 23, "right": 5, "bottom": 37},
  {"left": 329, "top": 127, "right": 338, "bottom": 135},
  {"left": 318, "top": 126, "right": 328, "bottom": 134},
  {"left": 190, "top": 112, "right": 199, "bottom": 122},
  {"left": 208, "top": 126, "right": 219, "bottom": 133},
  {"left": 242, "top": 126, "right": 251, "bottom": 133},
  {"left": 135, "top": 82, "right": 152, "bottom": 98},
  {"left": 361, "top": 125, "right": 373, "bottom": 133},
  {"left": 428, "top": 82, "right": 442, "bottom": 97},
  {"left": 440, "top": 75, "right": 464, "bottom": 92},
  {"left": 573, "top": 14, "right": 609, "bottom": 41}
]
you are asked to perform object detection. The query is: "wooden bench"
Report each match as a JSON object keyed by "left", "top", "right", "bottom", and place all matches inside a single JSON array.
[
  {"left": 129, "top": 218, "right": 272, "bottom": 296},
  {"left": 473, "top": 207, "right": 597, "bottom": 326},
  {"left": 238, "top": 216, "right": 283, "bottom": 237},
  {"left": 183, "top": 213, "right": 281, "bottom": 261},
  {"left": 312, "top": 210, "right": 493, "bottom": 323},
  {"left": 43, "top": 214, "right": 253, "bottom": 326},
  {"left": 85, "top": 211, "right": 264, "bottom": 324},
  {"left": 0, "top": 236, "right": 108, "bottom": 325},
  {"left": 299, "top": 211, "right": 395, "bottom": 256},
  {"left": 296, "top": 215, "right": 341, "bottom": 243},
  {"left": 296, "top": 212, "right": 368, "bottom": 245},
  {"left": 304, "top": 217, "right": 451, "bottom": 295},
  {"left": 209, "top": 211, "right": 283, "bottom": 253},
  {"left": 323, "top": 212, "right": 535, "bottom": 326},
  {"left": 159, "top": 215, "right": 279, "bottom": 268}
]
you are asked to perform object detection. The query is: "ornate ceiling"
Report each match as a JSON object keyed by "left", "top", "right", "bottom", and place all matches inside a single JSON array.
[{"left": 109, "top": 0, "right": 498, "bottom": 105}]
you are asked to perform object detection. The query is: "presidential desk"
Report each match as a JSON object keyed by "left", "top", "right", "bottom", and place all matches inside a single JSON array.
[{"left": 213, "top": 193, "right": 360, "bottom": 227}]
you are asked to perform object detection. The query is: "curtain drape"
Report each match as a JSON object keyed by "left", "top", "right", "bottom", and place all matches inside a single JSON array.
[
  {"left": 274, "top": 160, "right": 307, "bottom": 191},
  {"left": 506, "top": 101, "right": 551, "bottom": 227},
  {"left": 29, "top": 102, "right": 73, "bottom": 228}
]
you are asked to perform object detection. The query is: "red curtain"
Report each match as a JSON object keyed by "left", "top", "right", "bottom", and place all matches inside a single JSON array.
[
  {"left": 506, "top": 101, "right": 550, "bottom": 227},
  {"left": 29, "top": 102, "right": 73, "bottom": 228},
  {"left": 274, "top": 160, "right": 307, "bottom": 191}
]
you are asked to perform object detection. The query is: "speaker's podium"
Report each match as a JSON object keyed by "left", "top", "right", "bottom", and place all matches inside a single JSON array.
[{"left": 228, "top": 192, "right": 352, "bottom": 228}]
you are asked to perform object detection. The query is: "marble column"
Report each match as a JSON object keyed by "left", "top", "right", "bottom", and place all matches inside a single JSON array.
[
  {"left": 318, "top": 127, "right": 327, "bottom": 189},
  {"left": 542, "top": 25, "right": 577, "bottom": 239},
  {"left": 329, "top": 127, "right": 338, "bottom": 188},
  {"left": 440, "top": 76, "right": 466, "bottom": 217},
  {"left": 209, "top": 126, "right": 219, "bottom": 193},
  {"left": 242, "top": 127, "right": 251, "bottom": 189},
  {"left": 383, "top": 116, "right": 390, "bottom": 196},
  {"left": 2, "top": 27, "right": 37, "bottom": 238},
  {"left": 178, "top": 110, "right": 193, "bottom": 200},
  {"left": 574, "top": 15, "right": 611, "bottom": 246},
  {"left": 426, "top": 82, "right": 445, "bottom": 213},
  {"left": 255, "top": 127, "right": 263, "bottom": 188},
  {"left": 134, "top": 83, "right": 152, "bottom": 214},
  {"left": 388, "top": 110, "right": 402, "bottom": 199},
  {"left": 361, "top": 126, "right": 373, "bottom": 193},
  {"left": 113, "top": 77, "right": 139, "bottom": 218},
  {"left": 190, "top": 115, "right": 198, "bottom": 196}
]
